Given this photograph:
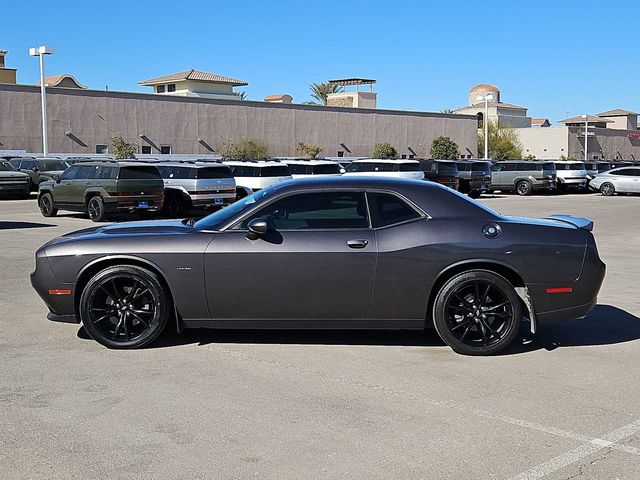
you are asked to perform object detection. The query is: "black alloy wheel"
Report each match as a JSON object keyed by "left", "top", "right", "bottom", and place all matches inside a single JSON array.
[
  {"left": 600, "top": 182, "right": 615, "bottom": 196},
  {"left": 433, "top": 270, "right": 522, "bottom": 355},
  {"left": 38, "top": 192, "right": 58, "bottom": 217},
  {"left": 87, "top": 196, "right": 107, "bottom": 222},
  {"left": 515, "top": 180, "right": 532, "bottom": 196},
  {"left": 79, "top": 265, "right": 170, "bottom": 348}
]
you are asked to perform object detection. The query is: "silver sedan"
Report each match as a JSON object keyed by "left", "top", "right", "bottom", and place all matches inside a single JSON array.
[{"left": 589, "top": 167, "right": 640, "bottom": 196}]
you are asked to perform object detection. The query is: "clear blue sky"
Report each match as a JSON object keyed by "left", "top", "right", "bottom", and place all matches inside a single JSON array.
[{"left": 5, "top": 0, "right": 639, "bottom": 124}]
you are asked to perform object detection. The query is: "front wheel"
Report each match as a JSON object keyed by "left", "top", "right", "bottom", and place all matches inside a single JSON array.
[
  {"left": 38, "top": 192, "right": 58, "bottom": 217},
  {"left": 87, "top": 196, "right": 107, "bottom": 222},
  {"left": 433, "top": 270, "right": 522, "bottom": 356},
  {"left": 79, "top": 265, "right": 171, "bottom": 349},
  {"left": 600, "top": 182, "right": 615, "bottom": 196}
]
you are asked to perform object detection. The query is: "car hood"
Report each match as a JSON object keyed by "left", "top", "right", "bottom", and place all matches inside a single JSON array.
[
  {"left": 0, "top": 171, "right": 29, "bottom": 179},
  {"left": 47, "top": 219, "right": 194, "bottom": 246}
]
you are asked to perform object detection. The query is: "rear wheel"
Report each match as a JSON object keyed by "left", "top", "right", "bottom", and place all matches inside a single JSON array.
[
  {"left": 600, "top": 182, "right": 615, "bottom": 196},
  {"left": 38, "top": 192, "right": 58, "bottom": 217},
  {"left": 433, "top": 270, "right": 522, "bottom": 356},
  {"left": 79, "top": 265, "right": 170, "bottom": 349},
  {"left": 515, "top": 180, "right": 532, "bottom": 196},
  {"left": 164, "top": 192, "right": 187, "bottom": 217},
  {"left": 87, "top": 196, "right": 107, "bottom": 222}
]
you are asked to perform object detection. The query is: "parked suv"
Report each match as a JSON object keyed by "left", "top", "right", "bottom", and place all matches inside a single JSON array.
[
  {"left": 223, "top": 159, "right": 292, "bottom": 198},
  {"left": 155, "top": 161, "right": 236, "bottom": 216},
  {"left": 417, "top": 159, "right": 460, "bottom": 190},
  {"left": 281, "top": 158, "right": 342, "bottom": 178},
  {"left": 343, "top": 159, "right": 424, "bottom": 180},
  {"left": 455, "top": 160, "right": 492, "bottom": 197},
  {"left": 9, "top": 157, "right": 69, "bottom": 191},
  {"left": 38, "top": 161, "right": 164, "bottom": 222},
  {"left": 490, "top": 161, "right": 557, "bottom": 195},
  {"left": 554, "top": 161, "right": 588, "bottom": 191},
  {"left": 0, "top": 160, "right": 31, "bottom": 198}
]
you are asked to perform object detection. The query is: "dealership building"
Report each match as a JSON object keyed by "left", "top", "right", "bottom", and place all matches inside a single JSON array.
[{"left": 0, "top": 50, "right": 477, "bottom": 158}]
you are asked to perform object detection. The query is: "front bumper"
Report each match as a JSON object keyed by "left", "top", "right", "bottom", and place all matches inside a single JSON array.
[
  {"left": 0, "top": 183, "right": 30, "bottom": 194},
  {"left": 30, "top": 250, "right": 78, "bottom": 322}
]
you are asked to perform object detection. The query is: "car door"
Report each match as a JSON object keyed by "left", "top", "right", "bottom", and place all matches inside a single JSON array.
[
  {"left": 628, "top": 168, "right": 640, "bottom": 192},
  {"left": 51, "top": 165, "right": 79, "bottom": 205},
  {"left": 611, "top": 169, "right": 636, "bottom": 192},
  {"left": 204, "top": 190, "right": 376, "bottom": 323},
  {"left": 490, "top": 163, "right": 505, "bottom": 187}
]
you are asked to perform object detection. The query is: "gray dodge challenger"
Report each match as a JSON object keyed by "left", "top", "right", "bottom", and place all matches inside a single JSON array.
[{"left": 31, "top": 177, "right": 606, "bottom": 355}]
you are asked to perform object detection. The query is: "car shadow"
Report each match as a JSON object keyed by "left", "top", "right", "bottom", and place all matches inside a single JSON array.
[
  {"left": 138, "top": 304, "right": 640, "bottom": 354},
  {"left": 503, "top": 304, "right": 640, "bottom": 355},
  {"left": 0, "top": 221, "right": 55, "bottom": 230}
]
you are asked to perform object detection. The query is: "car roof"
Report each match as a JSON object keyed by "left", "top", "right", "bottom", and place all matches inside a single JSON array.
[
  {"left": 495, "top": 160, "right": 555, "bottom": 163},
  {"left": 282, "top": 159, "right": 338, "bottom": 165},
  {"left": 73, "top": 161, "right": 156, "bottom": 167},
  {"left": 154, "top": 161, "right": 228, "bottom": 168},
  {"left": 223, "top": 160, "right": 287, "bottom": 167},
  {"left": 553, "top": 160, "right": 585, "bottom": 164}
]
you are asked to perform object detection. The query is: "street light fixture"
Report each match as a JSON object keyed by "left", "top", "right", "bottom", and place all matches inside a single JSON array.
[
  {"left": 476, "top": 94, "right": 494, "bottom": 159},
  {"left": 29, "top": 45, "right": 54, "bottom": 156},
  {"left": 581, "top": 114, "right": 588, "bottom": 162}
]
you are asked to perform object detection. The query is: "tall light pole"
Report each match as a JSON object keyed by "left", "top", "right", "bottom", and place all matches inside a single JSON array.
[
  {"left": 29, "top": 46, "right": 54, "bottom": 156},
  {"left": 476, "top": 94, "right": 494, "bottom": 159},
  {"left": 581, "top": 114, "right": 588, "bottom": 162}
]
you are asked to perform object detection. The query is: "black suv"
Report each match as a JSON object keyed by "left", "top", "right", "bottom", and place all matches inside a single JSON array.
[
  {"left": 38, "top": 161, "right": 165, "bottom": 222},
  {"left": 417, "top": 159, "right": 460, "bottom": 190},
  {"left": 455, "top": 160, "right": 492, "bottom": 198}
]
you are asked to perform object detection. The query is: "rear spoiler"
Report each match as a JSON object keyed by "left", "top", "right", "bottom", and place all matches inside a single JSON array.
[{"left": 546, "top": 214, "right": 594, "bottom": 231}]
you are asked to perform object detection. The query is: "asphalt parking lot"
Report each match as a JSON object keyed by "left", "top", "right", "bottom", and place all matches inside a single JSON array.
[{"left": 1, "top": 193, "right": 639, "bottom": 480}]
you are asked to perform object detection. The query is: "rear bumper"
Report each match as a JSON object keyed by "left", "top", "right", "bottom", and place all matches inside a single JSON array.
[
  {"left": 105, "top": 196, "right": 164, "bottom": 212},
  {"left": 531, "top": 235, "right": 606, "bottom": 325},
  {"left": 532, "top": 180, "right": 556, "bottom": 190}
]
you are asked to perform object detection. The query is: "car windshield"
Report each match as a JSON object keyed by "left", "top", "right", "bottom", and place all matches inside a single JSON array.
[
  {"left": 312, "top": 163, "right": 341, "bottom": 175},
  {"left": 37, "top": 160, "right": 68, "bottom": 171},
  {"left": 118, "top": 166, "right": 161, "bottom": 180},
  {"left": 437, "top": 163, "right": 458, "bottom": 174},
  {"left": 193, "top": 186, "right": 277, "bottom": 230},
  {"left": 0, "top": 161, "right": 16, "bottom": 171},
  {"left": 471, "top": 163, "right": 491, "bottom": 173},
  {"left": 197, "top": 166, "right": 234, "bottom": 179}
]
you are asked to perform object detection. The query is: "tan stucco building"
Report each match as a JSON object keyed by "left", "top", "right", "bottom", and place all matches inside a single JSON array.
[
  {"left": 454, "top": 84, "right": 532, "bottom": 128},
  {"left": 0, "top": 83, "right": 477, "bottom": 158},
  {"left": 515, "top": 110, "right": 640, "bottom": 160}
]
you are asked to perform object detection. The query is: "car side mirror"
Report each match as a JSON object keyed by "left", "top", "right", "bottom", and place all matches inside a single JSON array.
[
  {"left": 339, "top": 168, "right": 346, "bottom": 174},
  {"left": 246, "top": 218, "right": 269, "bottom": 240},
  {"left": 32, "top": 167, "right": 39, "bottom": 172},
  {"left": 54, "top": 175, "right": 61, "bottom": 183}
]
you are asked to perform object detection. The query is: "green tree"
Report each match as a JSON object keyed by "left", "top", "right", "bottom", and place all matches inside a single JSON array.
[
  {"left": 297, "top": 142, "right": 323, "bottom": 158},
  {"left": 372, "top": 142, "right": 397, "bottom": 159},
  {"left": 477, "top": 121, "right": 523, "bottom": 160},
  {"left": 524, "top": 154, "right": 537, "bottom": 160},
  {"left": 309, "top": 82, "right": 343, "bottom": 105},
  {"left": 430, "top": 136, "right": 460, "bottom": 159},
  {"left": 111, "top": 134, "right": 136, "bottom": 159},
  {"left": 440, "top": 108, "right": 455, "bottom": 114},
  {"left": 559, "top": 154, "right": 575, "bottom": 160},
  {"left": 222, "top": 138, "right": 268, "bottom": 158}
]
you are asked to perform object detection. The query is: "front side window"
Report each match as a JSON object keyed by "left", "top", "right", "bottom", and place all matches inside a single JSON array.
[
  {"left": 235, "top": 191, "right": 369, "bottom": 230},
  {"left": 76, "top": 165, "right": 98, "bottom": 179},
  {"left": 287, "top": 164, "right": 308, "bottom": 174},
  {"left": 98, "top": 166, "right": 115, "bottom": 179},
  {"left": 368, "top": 192, "right": 421, "bottom": 228},
  {"left": 570, "top": 163, "right": 586, "bottom": 170},
  {"left": 59, "top": 165, "right": 79, "bottom": 181},
  {"left": 22, "top": 160, "right": 36, "bottom": 170},
  {"left": 312, "top": 163, "right": 341, "bottom": 175}
]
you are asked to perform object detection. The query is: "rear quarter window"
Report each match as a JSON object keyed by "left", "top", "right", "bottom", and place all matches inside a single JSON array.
[
  {"left": 197, "top": 166, "right": 234, "bottom": 179},
  {"left": 260, "top": 166, "right": 290, "bottom": 177}
]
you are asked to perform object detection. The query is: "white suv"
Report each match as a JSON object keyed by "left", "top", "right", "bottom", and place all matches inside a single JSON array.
[
  {"left": 342, "top": 159, "right": 424, "bottom": 180},
  {"left": 553, "top": 161, "right": 588, "bottom": 191},
  {"left": 281, "top": 159, "right": 342, "bottom": 178},
  {"left": 224, "top": 159, "right": 292, "bottom": 197}
]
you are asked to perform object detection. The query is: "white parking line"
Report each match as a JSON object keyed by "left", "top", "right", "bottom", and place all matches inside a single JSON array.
[
  {"left": 205, "top": 345, "right": 640, "bottom": 463},
  {"left": 509, "top": 419, "right": 640, "bottom": 480}
]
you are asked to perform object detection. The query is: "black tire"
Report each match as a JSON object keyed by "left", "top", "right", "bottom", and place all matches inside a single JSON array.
[
  {"left": 38, "top": 192, "right": 58, "bottom": 217},
  {"left": 515, "top": 180, "right": 532, "bottom": 196},
  {"left": 164, "top": 192, "right": 187, "bottom": 217},
  {"left": 600, "top": 182, "right": 615, "bottom": 196},
  {"left": 87, "top": 195, "right": 107, "bottom": 222},
  {"left": 433, "top": 270, "right": 522, "bottom": 356},
  {"left": 468, "top": 190, "right": 481, "bottom": 199},
  {"left": 79, "top": 265, "right": 171, "bottom": 349}
]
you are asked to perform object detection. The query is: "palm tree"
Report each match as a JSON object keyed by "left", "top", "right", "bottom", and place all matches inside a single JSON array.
[
  {"left": 309, "top": 82, "right": 343, "bottom": 105},
  {"left": 441, "top": 108, "right": 455, "bottom": 114}
]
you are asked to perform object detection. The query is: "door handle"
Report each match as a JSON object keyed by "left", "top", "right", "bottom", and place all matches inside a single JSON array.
[{"left": 347, "top": 239, "right": 369, "bottom": 249}]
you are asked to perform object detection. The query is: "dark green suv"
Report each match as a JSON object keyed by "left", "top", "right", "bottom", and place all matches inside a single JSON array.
[
  {"left": 9, "top": 157, "right": 70, "bottom": 191},
  {"left": 37, "top": 161, "right": 165, "bottom": 222}
]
